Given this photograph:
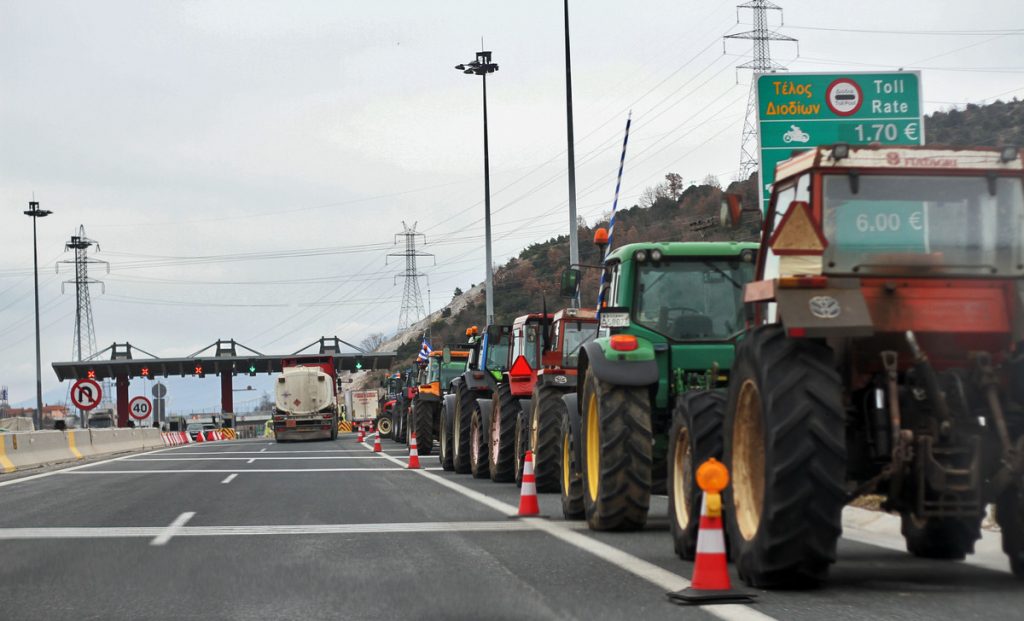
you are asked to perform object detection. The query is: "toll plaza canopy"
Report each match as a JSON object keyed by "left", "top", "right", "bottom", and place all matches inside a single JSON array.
[
  {"left": 50, "top": 338, "right": 397, "bottom": 427},
  {"left": 51, "top": 337, "right": 396, "bottom": 382}
]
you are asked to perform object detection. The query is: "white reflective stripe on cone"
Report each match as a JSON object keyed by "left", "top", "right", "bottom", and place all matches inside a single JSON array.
[{"left": 695, "top": 527, "right": 727, "bottom": 554}]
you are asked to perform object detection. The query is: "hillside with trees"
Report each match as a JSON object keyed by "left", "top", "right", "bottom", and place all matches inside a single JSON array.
[{"left": 386, "top": 98, "right": 1024, "bottom": 367}]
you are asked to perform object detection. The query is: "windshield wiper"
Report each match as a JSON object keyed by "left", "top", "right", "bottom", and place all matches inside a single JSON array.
[{"left": 703, "top": 261, "right": 743, "bottom": 289}]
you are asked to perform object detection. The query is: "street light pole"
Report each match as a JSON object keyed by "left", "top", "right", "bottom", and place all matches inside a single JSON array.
[
  {"left": 455, "top": 50, "right": 499, "bottom": 326},
  {"left": 24, "top": 200, "right": 53, "bottom": 431},
  {"left": 564, "top": 0, "right": 580, "bottom": 307}
]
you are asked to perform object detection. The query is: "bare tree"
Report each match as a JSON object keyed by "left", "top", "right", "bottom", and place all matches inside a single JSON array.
[{"left": 360, "top": 332, "right": 386, "bottom": 353}]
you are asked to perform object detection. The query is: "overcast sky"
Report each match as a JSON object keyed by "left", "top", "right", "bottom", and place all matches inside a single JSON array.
[{"left": 1, "top": 1, "right": 1022, "bottom": 411}]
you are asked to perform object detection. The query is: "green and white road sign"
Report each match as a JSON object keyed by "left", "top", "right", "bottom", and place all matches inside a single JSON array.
[{"left": 756, "top": 71, "right": 923, "bottom": 209}]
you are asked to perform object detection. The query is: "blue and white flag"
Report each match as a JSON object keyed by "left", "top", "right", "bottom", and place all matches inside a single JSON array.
[{"left": 417, "top": 338, "right": 432, "bottom": 361}]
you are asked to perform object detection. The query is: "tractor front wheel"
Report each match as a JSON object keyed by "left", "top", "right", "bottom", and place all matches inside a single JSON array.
[
  {"left": 560, "top": 407, "right": 584, "bottom": 520},
  {"left": 531, "top": 386, "right": 566, "bottom": 493},
  {"left": 489, "top": 383, "right": 519, "bottom": 483},
  {"left": 723, "top": 325, "right": 846, "bottom": 589},
  {"left": 580, "top": 368, "right": 652, "bottom": 531},
  {"left": 668, "top": 389, "right": 725, "bottom": 560}
]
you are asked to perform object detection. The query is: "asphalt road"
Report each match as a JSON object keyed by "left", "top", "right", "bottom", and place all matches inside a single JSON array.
[{"left": 0, "top": 435, "right": 1021, "bottom": 620}]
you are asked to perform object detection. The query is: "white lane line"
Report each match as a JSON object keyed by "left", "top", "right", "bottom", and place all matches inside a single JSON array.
[
  {"left": 0, "top": 520, "right": 555, "bottom": 540},
  {"left": 127, "top": 456, "right": 391, "bottom": 461},
  {"left": 362, "top": 442, "right": 777, "bottom": 621},
  {"left": 62, "top": 468, "right": 421, "bottom": 473},
  {"left": 259, "top": 448, "right": 267, "bottom": 453},
  {"left": 125, "top": 449, "right": 409, "bottom": 455},
  {"left": 221, "top": 474, "right": 238, "bottom": 484},
  {"left": 0, "top": 450, "right": 161, "bottom": 489},
  {"left": 246, "top": 459, "right": 256, "bottom": 464},
  {"left": 150, "top": 511, "right": 195, "bottom": 546}
]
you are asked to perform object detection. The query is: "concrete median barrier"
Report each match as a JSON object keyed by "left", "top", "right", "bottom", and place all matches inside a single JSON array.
[
  {"left": 0, "top": 434, "right": 16, "bottom": 473},
  {"left": 5, "top": 431, "right": 77, "bottom": 470},
  {"left": 134, "top": 428, "right": 164, "bottom": 449},
  {"left": 65, "top": 429, "right": 94, "bottom": 459},
  {"left": 89, "top": 428, "right": 147, "bottom": 456}
]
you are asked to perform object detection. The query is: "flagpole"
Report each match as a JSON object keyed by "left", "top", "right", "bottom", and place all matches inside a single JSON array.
[{"left": 596, "top": 112, "right": 633, "bottom": 316}]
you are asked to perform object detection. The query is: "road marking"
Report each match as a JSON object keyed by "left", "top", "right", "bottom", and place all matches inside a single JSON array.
[
  {"left": 150, "top": 511, "right": 195, "bottom": 546},
  {"left": 259, "top": 448, "right": 267, "bottom": 453},
  {"left": 0, "top": 450, "right": 155, "bottom": 488},
  {"left": 246, "top": 459, "right": 256, "bottom": 464},
  {"left": 0, "top": 520, "right": 565, "bottom": 541},
  {"left": 220, "top": 474, "right": 238, "bottom": 484},
  {"left": 62, "top": 467, "right": 426, "bottom": 473},
  {"left": 126, "top": 456, "right": 396, "bottom": 461},
  {"left": 129, "top": 449, "right": 408, "bottom": 455},
  {"left": 363, "top": 443, "right": 777, "bottom": 621}
]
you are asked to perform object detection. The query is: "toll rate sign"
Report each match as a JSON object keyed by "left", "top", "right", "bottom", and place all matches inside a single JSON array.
[{"left": 756, "top": 71, "right": 923, "bottom": 209}]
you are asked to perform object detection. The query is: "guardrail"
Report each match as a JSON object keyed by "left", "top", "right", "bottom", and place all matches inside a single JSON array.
[{"left": 0, "top": 427, "right": 236, "bottom": 474}]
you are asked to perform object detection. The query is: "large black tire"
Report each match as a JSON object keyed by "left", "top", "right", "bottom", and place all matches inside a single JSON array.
[
  {"left": 997, "top": 480, "right": 1024, "bottom": 577},
  {"left": 561, "top": 407, "right": 585, "bottom": 520},
  {"left": 393, "top": 405, "right": 405, "bottom": 445},
  {"left": 581, "top": 368, "right": 652, "bottom": 531},
  {"left": 377, "top": 415, "right": 393, "bottom": 439},
  {"left": 723, "top": 324, "right": 847, "bottom": 589},
  {"left": 330, "top": 424, "right": 338, "bottom": 441},
  {"left": 452, "top": 383, "right": 476, "bottom": 474},
  {"left": 489, "top": 383, "right": 519, "bottom": 483},
  {"left": 514, "top": 408, "right": 530, "bottom": 487},
  {"left": 900, "top": 513, "right": 981, "bottom": 560},
  {"left": 530, "top": 385, "right": 566, "bottom": 493},
  {"left": 668, "top": 390, "right": 726, "bottom": 560},
  {"left": 413, "top": 400, "right": 435, "bottom": 456},
  {"left": 470, "top": 403, "right": 490, "bottom": 479},
  {"left": 439, "top": 401, "right": 454, "bottom": 471}
]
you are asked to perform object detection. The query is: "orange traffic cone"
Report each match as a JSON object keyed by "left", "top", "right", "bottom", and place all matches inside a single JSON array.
[
  {"left": 407, "top": 432, "right": 421, "bottom": 469},
  {"left": 667, "top": 458, "right": 753, "bottom": 605},
  {"left": 373, "top": 431, "right": 382, "bottom": 453},
  {"left": 511, "top": 450, "right": 542, "bottom": 517},
  {"left": 356, "top": 425, "right": 364, "bottom": 443}
]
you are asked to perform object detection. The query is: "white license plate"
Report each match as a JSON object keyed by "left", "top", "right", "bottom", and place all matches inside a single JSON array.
[{"left": 600, "top": 312, "right": 630, "bottom": 328}]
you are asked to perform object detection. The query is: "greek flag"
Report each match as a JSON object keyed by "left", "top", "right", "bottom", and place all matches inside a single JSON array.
[{"left": 417, "top": 338, "right": 432, "bottom": 361}]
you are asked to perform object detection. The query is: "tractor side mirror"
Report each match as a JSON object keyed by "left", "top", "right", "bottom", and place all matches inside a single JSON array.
[
  {"left": 720, "top": 192, "right": 763, "bottom": 230},
  {"left": 560, "top": 268, "right": 580, "bottom": 298}
]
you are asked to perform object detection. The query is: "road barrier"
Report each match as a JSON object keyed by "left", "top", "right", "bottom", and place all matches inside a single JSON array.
[{"left": 4, "top": 431, "right": 77, "bottom": 471}]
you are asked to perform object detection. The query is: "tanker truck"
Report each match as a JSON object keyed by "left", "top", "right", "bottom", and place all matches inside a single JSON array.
[{"left": 272, "top": 356, "right": 340, "bottom": 442}]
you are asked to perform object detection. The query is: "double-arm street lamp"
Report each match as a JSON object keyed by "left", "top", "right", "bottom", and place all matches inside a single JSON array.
[
  {"left": 24, "top": 200, "right": 53, "bottom": 431},
  {"left": 455, "top": 50, "right": 499, "bottom": 325}
]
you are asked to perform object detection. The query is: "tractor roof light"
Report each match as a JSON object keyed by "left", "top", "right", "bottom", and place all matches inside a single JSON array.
[
  {"left": 1000, "top": 146, "right": 1019, "bottom": 163},
  {"left": 609, "top": 334, "right": 638, "bottom": 352},
  {"left": 635, "top": 250, "right": 648, "bottom": 263},
  {"left": 831, "top": 143, "right": 850, "bottom": 161},
  {"left": 594, "top": 227, "right": 609, "bottom": 246},
  {"left": 650, "top": 249, "right": 663, "bottom": 262}
]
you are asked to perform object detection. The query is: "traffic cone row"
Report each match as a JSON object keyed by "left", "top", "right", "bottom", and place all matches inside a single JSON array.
[{"left": 407, "top": 433, "right": 421, "bottom": 469}]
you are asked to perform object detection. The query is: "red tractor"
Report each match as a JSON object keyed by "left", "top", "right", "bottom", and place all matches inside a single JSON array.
[{"left": 699, "top": 144, "right": 1024, "bottom": 588}]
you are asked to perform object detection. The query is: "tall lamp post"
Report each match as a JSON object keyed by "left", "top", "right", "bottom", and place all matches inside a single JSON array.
[
  {"left": 455, "top": 50, "right": 499, "bottom": 325},
  {"left": 563, "top": 0, "right": 580, "bottom": 307},
  {"left": 24, "top": 200, "right": 52, "bottom": 431}
]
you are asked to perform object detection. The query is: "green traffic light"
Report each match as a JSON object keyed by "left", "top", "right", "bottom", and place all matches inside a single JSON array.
[
  {"left": 355, "top": 361, "right": 363, "bottom": 370},
  {"left": 249, "top": 366, "right": 256, "bottom": 373}
]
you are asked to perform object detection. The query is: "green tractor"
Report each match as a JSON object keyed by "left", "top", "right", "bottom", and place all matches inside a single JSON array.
[{"left": 560, "top": 239, "right": 758, "bottom": 532}]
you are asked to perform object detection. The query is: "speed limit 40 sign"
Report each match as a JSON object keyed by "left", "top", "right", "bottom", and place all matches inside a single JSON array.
[{"left": 128, "top": 396, "right": 153, "bottom": 421}]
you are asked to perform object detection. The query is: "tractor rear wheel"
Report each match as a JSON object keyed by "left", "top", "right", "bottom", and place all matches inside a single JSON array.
[
  {"left": 668, "top": 389, "right": 725, "bottom": 560},
  {"left": 531, "top": 385, "right": 566, "bottom": 493},
  {"left": 470, "top": 403, "right": 490, "bottom": 479},
  {"left": 723, "top": 324, "right": 846, "bottom": 589},
  {"left": 581, "top": 368, "right": 652, "bottom": 531},
  {"left": 489, "top": 383, "right": 519, "bottom": 482},
  {"left": 453, "top": 383, "right": 475, "bottom": 474},
  {"left": 414, "top": 400, "right": 435, "bottom": 456},
  {"left": 900, "top": 513, "right": 981, "bottom": 560},
  {"left": 561, "top": 407, "right": 584, "bottom": 520}
]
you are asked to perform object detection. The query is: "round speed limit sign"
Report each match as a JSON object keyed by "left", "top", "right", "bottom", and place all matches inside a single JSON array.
[{"left": 128, "top": 395, "right": 153, "bottom": 421}]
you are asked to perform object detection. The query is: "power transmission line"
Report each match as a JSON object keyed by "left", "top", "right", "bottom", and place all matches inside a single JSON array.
[
  {"left": 388, "top": 222, "right": 434, "bottom": 332},
  {"left": 724, "top": 1, "right": 797, "bottom": 180}
]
